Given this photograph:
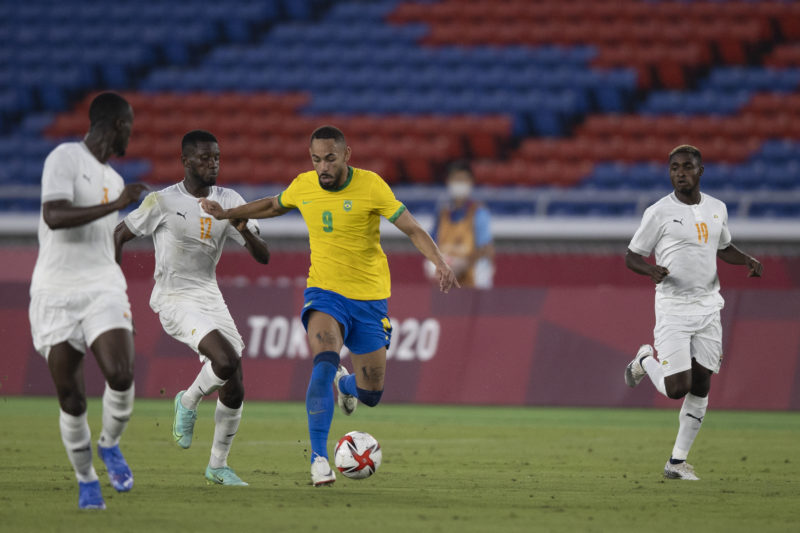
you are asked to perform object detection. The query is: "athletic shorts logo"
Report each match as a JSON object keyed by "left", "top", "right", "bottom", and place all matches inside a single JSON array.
[{"left": 343, "top": 200, "right": 352, "bottom": 212}]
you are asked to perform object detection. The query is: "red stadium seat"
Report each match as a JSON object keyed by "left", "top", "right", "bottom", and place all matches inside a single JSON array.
[
  {"left": 147, "top": 158, "right": 183, "bottom": 184},
  {"left": 45, "top": 113, "right": 85, "bottom": 138}
]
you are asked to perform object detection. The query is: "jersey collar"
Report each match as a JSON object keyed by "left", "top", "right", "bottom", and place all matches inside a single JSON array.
[
  {"left": 328, "top": 166, "right": 353, "bottom": 192},
  {"left": 670, "top": 191, "right": 704, "bottom": 207}
]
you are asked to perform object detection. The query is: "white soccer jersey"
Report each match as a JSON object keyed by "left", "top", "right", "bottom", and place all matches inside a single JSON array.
[
  {"left": 30, "top": 142, "right": 127, "bottom": 294},
  {"left": 629, "top": 192, "right": 732, "bottom": 315},
  {"left": 123, "top": 181, "right": 259, "bottom": 308}
]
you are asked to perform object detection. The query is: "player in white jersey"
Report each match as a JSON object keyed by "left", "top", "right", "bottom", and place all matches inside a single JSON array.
[
  {"left": 115, "top": 130, "right": 270, "bottom": 486},
  {"left": 29, "top": 92, "right": 148, "bottom": 509},
  {"left": 624, "top": 145, "right": 763, "bottom": 480}
]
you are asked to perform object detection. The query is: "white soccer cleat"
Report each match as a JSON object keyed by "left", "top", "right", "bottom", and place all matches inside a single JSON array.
[
  {"left": 334, "top": 365, "right": 357, "bottom": 416},
  {"left": 310, "top": 455, "right": 336, "bottom": 487},
  {"left": 664, "top": 460, "right": 700, "bottom": 480},
  {"left": 624, "top": 344, "right": 653, "bottom": 388}
]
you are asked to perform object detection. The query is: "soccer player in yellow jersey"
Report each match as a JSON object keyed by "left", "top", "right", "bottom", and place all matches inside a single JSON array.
[{"left": 200, "top": 126, "right": 458, "bottom": 486}]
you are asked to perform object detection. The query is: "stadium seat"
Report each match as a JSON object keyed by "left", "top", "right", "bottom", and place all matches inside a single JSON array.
[{"left": 4, "top": 0, "right": 800, "bottom": 218}]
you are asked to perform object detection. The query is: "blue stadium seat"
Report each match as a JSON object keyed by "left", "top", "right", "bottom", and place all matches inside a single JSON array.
[
  {"left": 757, "top": 139, "right": 800, "bottom": 162},
  {"left": 749, "top": 203, "right": 800, "bottom": 218}
]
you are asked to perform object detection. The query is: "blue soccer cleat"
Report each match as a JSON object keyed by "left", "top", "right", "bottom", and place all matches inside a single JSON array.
[
  {"left": 205, "top": 465, "right": 249, "bottom": 486},
  {"left": 173, "top": 390, "right": 197, "bottom": 449},
  {"left": 78, "top": 480, "right": 106, "bottom": 510},
  {"left": 97, "top": 444, "right": 134, "bottom": 492}
]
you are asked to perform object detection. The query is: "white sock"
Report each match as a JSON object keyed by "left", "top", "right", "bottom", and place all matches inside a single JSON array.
[
  {"left": 671, "top": 393, "right": 709, "bottom": 461},
  {"left": 209, "top": 399, "right": 242, "bottom": 469},
  {"left": 99, "top": 383, "right": 134, "bottom": 448},
  {"left": 59, "top": 410, "right": 98, "bottom": 483},
  {"left": 642, "top": 356, "right": 667, "bottom": 397},
  {"left": 182, "top": 361, "right": 226, "bottom": 410}
]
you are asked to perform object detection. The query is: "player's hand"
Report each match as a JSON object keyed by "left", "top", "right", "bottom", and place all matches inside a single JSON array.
[
  {"left": 649, "top": 265, "right": 669, "bottom": 284},
  {"left": 436, "top": 262, "right": 460, "bottom": 293},
  {"left": 746, "top": 256, "right": 763, "bottom": 277},
  {"left": 199, "top": 198, "right": 228, "bottom": 219},
  {"left": 116, "top": 183, "right": 149, "bottom": 208},
  {"left": 230, "top": 218, "right": 249, "bottom": 232}
]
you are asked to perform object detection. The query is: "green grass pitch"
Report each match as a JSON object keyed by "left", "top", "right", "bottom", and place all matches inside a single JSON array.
[{"left": 1, "top": 397, "right": 798, "bottom": 532}]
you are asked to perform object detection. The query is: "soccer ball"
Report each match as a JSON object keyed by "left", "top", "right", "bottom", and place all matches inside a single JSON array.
[{"left": 334, "top": 431, "right": 382, "bottom": 479}]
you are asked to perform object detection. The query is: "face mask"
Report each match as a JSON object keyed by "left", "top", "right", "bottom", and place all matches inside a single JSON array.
[{"left": 448, "top": 181, "right": 472, "bottom": 200}]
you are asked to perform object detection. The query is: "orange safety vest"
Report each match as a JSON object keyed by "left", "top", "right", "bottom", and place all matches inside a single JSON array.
[{"left": 437, "top": 203, "right": 478, "bottom": 287}]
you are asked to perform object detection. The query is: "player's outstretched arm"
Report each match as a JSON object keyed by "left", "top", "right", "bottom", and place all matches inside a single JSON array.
[
  {"left": 43, "top": 183, "right": 148, "bottom": 230},
  {"left": 717, "top": 244, "right": 763, "bottom": 277},
  {"left": 230, "top": 219, "right": 270, "bottom": 264},
  {"left": 625, "top": 249, "right": 669, "bottom": 284},
  {"left": 113, "top": 221, "right": 137, "bottom": 265},
  {"left": 393, "top": 209, "right": 460, "bottom": 293},
  {"left": 199, "top": 196, "right": 288, "bottom": 221}
]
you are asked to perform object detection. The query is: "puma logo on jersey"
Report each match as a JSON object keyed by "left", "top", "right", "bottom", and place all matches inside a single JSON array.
[
  {"left": 672, "top": 218, "right": 684, "bottom": 225},
  {"left": 81, "top": 174, "right": 91, "bottom": 182},
  {"left": 685, "top": 413, "right": 704, "bottom": 423},
  {"left": 176, "top": 211, "right": 187, "bottom": 219}
]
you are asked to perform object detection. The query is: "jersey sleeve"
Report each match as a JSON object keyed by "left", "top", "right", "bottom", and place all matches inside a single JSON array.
[
  {"left": 223, "top": 190, "right": 260, "bottom": 246},
  {"left": 628, "top": 205, "right": 662, "bottom": 256},
  {"left": 124, "top": 192, "right": 164, "bottom": 237},
  {"left": 371, "top": 174, "right": 406, "bottom": 222},
  {"left": 473, "top": 206, "right": 492, "bottom": 247},
  {"left": 41, "top": 146, "right": 77, "bottom": 203},
  {"left": 277, "top": 176, "right": 301, "bottom": 210},
  {"left": 717, "top": 202, "right": 732, "bottom": 250}
]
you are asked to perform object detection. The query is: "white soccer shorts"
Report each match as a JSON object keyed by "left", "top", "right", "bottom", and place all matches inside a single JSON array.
[
  {"left": 29, "top": 290, "right": 133, "bottom": 359},
  {"left": 155, "top": 296, "right": 244, "bottom": 362},
  {"left": 653, "top": 311, "right": 723, "bottom": 376}
]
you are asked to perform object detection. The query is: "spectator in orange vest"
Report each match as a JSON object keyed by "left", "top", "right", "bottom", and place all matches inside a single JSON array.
[{"left": 427, "top": 161, "right": 494, "bottom": 289}]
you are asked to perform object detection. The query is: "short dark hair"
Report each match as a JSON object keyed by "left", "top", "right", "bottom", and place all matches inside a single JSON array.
[
  {"left": 446, "top": 159, "right": 474, "bottom": 179},
  {"left": 182, "top": 130, "right": 218, "bottom": 153},
  {"left": 669, "top": 144, "right": 702, "bottom": 164},
  {"left": 310, "top": 125, "right": 346, "bottom": 146},
  {"left": 88, "top": 92, "right": 131, "bottom": 126}
]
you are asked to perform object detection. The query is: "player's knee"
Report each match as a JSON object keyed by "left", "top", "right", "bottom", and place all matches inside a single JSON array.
[
  {"left": 357, "top": 388, "right": 383, "bottom": 407},
  {"left": 213, "top": 354, "right": 240, "bottom": 381},
  {"left": 665, "top": 371, "right": 692, "bottom": 400},
  {"left": 106, "top": 370, "right": 134, "bottom": 391},
  {"left": 58, "top": 389, "right": 87, "bottom": 416},
  {"left": 665, "top": 383, "right": 689, "bottom": 400}
]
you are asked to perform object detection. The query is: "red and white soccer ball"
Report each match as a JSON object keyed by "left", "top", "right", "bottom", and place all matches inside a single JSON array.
[{"left": 334, "top": 431, "right": 382, "bottom": 479}]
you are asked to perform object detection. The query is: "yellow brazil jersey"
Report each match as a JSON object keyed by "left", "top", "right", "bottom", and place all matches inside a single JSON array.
[{"left": 278, "top": 166, "right": 406, "bottom": 300}]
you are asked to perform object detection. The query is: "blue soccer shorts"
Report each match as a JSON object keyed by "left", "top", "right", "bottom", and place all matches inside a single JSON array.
[{"left": 301, "top": 287, "right": 392, "bottom": 355}]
